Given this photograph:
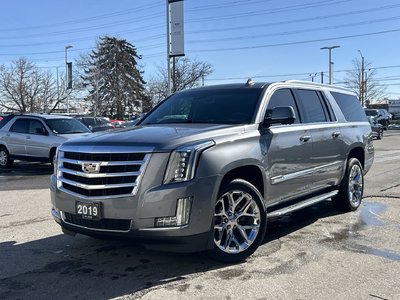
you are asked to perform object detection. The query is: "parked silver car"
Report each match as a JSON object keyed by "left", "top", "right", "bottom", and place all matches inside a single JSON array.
[
  {"left": 51, "top": 80, "right": 373, "bottom": 262},
  {"left": 0, "top": 114, "right": 91, "bottom": 168}
]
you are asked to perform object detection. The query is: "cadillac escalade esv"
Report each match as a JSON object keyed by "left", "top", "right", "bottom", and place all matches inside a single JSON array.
[{"left": 50, "top": 80, "right": 374, "bottom": 262}]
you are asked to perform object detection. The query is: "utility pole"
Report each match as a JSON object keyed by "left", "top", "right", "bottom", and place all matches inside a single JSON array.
[
  {"left": 320, "top": 45, "right": 340, "bottom": 84},
  {"left": 321, "top": 72, "right": 324, "bottom": 84}
]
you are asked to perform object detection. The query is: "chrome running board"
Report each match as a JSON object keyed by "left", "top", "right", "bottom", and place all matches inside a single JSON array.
[{"left": 267, "top": 190, "right": 338, "bottom": 218}]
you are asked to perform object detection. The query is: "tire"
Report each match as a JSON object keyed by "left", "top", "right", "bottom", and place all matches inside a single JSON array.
[
  {"left": 206, "top": 179, "right": 267, "bottom": 263},
  {"left": 50, "top": 148, "right": 57, "bottom": 166},
  {"left": 377, "top": 130, "right": 382, "bottom": 140},
  {"left": 332, "top": 158, "right": 364, "bottom": 212},
  {"left": 0, "top": 147, "right": 13, "bottom": 168}
]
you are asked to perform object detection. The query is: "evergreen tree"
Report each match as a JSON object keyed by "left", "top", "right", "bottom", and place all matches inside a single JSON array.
[{"left": 82, "top": 36, "right": 147, "bottom": 119}]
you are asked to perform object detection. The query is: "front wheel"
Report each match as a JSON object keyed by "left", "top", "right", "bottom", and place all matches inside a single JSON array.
[
  {"left": 332, "top": 158, "right": 364, "bottom": 212},
  {"left": 0, "top": 147, "right": 13, "bottom": 168},
  {"left": 206, "top": 179, "right": 267, "bottom": 263}
]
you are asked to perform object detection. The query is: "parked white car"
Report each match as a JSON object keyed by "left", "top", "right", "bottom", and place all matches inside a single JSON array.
[{"left": 0, "top": 114, "right": 91, "bottom": 168}]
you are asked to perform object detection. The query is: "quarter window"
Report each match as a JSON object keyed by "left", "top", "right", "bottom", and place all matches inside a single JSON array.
[{"left": 331, "top": 92, "right": 367, "bottom": 122}]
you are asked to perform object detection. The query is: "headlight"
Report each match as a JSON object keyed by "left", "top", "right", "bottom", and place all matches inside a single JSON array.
[{"left": 163, "top": 140, "right": 215, "bottom": 184}]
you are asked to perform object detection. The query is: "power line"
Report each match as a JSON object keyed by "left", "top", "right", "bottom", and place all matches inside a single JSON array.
[
  {"left": 0, "top": 12, "right": 164, "bottom": 40},
  {"left": 0, "top": 3, "right": 161, "bottom": 32},
  {"left": 207, "top": 65, "right": 400, "bottom": 81},
  {"left": 187, "top": 0, "right": 272, "bottom": 11},
  {"left": 0, "top": 23, "right": 164, "bottom": 48},
  {"left": 188, "top": 28, "right": 400, "bottom": 53},
  {"left": 187, "top": 0, "right": 351, "bottom": 23},
  {"left": 187, "top": 16, "right": 400, "bottom": 44},
  {"left": 186, "top": 4, "right": 400, "bottom": 34}
]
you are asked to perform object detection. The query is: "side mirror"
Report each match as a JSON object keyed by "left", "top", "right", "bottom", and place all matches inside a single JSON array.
[
  {"left": 36, "top": 128, "right": 48, "bottom": 135},
  {"left": 88, "top": 125, "right": 93, "bottom": 131},
  {"left": 262, "top": 106, "right": 296, "bottom": 128}
]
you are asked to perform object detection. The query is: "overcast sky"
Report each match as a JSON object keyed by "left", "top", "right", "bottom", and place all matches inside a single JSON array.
[{"left": 0, "top": 0, "right": 399, "bottom": 99}]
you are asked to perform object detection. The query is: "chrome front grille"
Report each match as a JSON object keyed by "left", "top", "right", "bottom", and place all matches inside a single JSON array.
[{"left": 56, "top": 150, "right": 150, "bottom": 199}]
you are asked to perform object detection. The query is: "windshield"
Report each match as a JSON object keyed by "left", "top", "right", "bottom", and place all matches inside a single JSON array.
[
  {"left": 141, "top": 88, "right": 263, "bottom": 125},
  {"left": 45, "top": 118, "right": 91, "bottom": 134},
  {"left": 365, "top": 110, "right": 378, "bottom": 116}
]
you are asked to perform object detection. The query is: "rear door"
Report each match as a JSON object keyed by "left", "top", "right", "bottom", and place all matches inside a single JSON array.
[
  {"left": 6, "top": 118, "right": 29, "bottom": 156},
  {"left": 294, "top": 89, "right": 344, "bottom": 191},
  {"left": 263, "top": 88, "right": 314, "bottom": 204},
  {"left": 25, "top": 119, "right": 51, "bottom": 159}
]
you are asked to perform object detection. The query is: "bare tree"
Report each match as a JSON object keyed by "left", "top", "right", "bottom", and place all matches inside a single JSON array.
[
  {"left": 344, "top": 58, "right": 387, "bottom": 105},
  {"left": 0, "top": 58, "right": 70, "bottom": 113},
  {"left": 146, "top": 57, "right": 213, "bottom": 106}
]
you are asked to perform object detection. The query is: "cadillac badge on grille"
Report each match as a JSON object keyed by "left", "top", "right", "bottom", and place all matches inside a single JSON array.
[{"left": 82, "top": 162, "right": 101, "bottom": 173}]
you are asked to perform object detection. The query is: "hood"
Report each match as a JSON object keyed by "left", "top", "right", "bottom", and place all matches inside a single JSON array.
[{"left": 61, "top": 124, "right": 245, "bottom": 152}]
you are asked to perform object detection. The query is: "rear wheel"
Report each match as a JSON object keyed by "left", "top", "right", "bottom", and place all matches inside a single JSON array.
[
  {"left": 0, "top": 147, "right": 13, "bottom": 168},
  {"left": 206, "top": 179, "right": 267, "bottom": 263},
  {"left": 332, "top": 158, "right": 364, "bottom": 212}
]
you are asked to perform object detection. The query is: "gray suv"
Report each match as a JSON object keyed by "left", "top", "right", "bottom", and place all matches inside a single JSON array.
[
  {"left": 50, "top": 80, "right": 374, "bottom": 262},
  {"left": 0, "top": 114, "right": 91, "bottom": 168}
]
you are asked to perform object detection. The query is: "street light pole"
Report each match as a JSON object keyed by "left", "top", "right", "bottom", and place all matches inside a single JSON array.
[
  {"left": 65, "top": 45, "right": 73, "bottom": 114},
  {"left": 358, "top": 50, "right": 365, "bottom": 107},
  {"left": 320, "top": 45, "right": 340, "bottom": 84}
]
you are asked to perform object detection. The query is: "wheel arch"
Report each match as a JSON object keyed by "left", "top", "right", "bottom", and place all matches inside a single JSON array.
[
  {"left": 219, "top": 164, "right": 265, "bottom": 199},
  {"left": 49, "top": 146, "right": 57, "bottom": 159},
  {"left": 348, "top": 146, "right": 365, "bottom": 168}
]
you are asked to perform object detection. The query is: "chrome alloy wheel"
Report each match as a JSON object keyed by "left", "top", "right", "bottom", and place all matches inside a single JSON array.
[
  {"left": 213, "top": 190, "right": 261, "bottom": 254},
  {"left": 0, "top": 150, "right": 7, "bottom": 167},
  {"left": 348, "top": 164, "right": 363, "bottom": 207}
]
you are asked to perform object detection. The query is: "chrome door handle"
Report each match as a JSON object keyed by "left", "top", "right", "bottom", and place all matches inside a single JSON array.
[
  {"left": 6, "top": 133, "right": 10, "bottom": 136},
  {"left": 332, "top": 131, "right": 341, "bottom": 138},
  {"left": 26, "top": 136, "right": 31, "bottom": 140},
  {"left": 299, "top": 135, "right": 311, "bottom": 142}
]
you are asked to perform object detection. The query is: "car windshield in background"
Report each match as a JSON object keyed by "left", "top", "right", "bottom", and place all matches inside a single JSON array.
[
  {"left": 45, "top": 118, "right": 91, "bottom": 134},
  {"left": 141, "top": 89, "right": 263, "bottom": 125},
  {"left": 365, "top": 110, "right": 379, "bottom": 117}
]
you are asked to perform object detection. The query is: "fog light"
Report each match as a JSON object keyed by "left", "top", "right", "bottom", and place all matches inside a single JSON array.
[{"left": 155, "top": 197, "right": 192, "bottom": 227}]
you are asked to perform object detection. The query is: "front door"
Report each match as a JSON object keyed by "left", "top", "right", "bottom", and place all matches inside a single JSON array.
[{"left": 262, "top": 88, "right": 314, "bottom": 205}]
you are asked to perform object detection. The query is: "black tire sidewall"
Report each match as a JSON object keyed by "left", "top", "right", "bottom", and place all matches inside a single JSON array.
[
  {"left": 207, "top": 179, "right": 267, "bottom": 263},
  {"left": 334, "top": 158, "right": 364, "bottom": 212},
  {"left": 0, "top": 147, "right": 11, "bottom": 168}
]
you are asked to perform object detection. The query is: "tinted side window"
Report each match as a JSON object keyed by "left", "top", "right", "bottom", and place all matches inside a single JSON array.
[
  {"left": 28, "top": 119, "right": 46, "bottom": 135},
  {"left": 83, "top": 118, "right": 96, "bottom": 126},
  {"left": 0, "top": 115, "right": 15, "bottom": 129},
  {"left": 331, "top": 92, "right": 367, "bottom": 122},
  {"left": 10, "top": 119, "right": 29, "bottom": 133},
  {"left": 295, "top": 89, "right": 327, "bottom": 123},
  {"left": 266, "top": 89, "right": 300, "bottom": 124}
]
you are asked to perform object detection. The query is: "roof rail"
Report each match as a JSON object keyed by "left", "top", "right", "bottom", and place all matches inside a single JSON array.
[{"left": 284, "top": 80, "right": 352, "bottom": 92}]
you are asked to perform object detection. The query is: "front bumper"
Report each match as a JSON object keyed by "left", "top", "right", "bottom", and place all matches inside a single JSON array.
[{"left": 50, "top": 173, "right": 219, "bottom": 252}]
